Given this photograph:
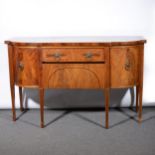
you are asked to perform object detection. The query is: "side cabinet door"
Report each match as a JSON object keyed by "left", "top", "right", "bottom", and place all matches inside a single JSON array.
[
  {"left": 110, "top": 46, "right": 139, "bottom": 88},
  {"left": 15, "top": 47, "right": 39, "bottom": 86}
]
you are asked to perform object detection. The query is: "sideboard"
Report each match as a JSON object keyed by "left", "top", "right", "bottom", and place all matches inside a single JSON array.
[{"left": 5, "top": 36, "right": 146, "bottom": 128}]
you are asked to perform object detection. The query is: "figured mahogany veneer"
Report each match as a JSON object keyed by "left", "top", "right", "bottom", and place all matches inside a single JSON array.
[
  {"left": 42, "top": 64, "right": 106, "bottom": 89},
  {"left": 5, "top": 36, "right": 146, "bottom": 128},
  {"left": 41, "top": 48, "right": 106, "bottom": 62}
]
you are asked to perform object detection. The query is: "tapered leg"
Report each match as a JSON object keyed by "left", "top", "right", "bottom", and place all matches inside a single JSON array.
[
  {"left": 19, "top": 87, "right": 24, "bottom": 112},
  {"left": 39, "top": 88, "right": 44, "bottom": 128},
  {"left": 104, "top": 89, "right": 110, "bottom": 129},
  {"left": 136, "top": 86, "right": 139, "bottom": 112},
  {"left": 8, "top": 46, "right": 16, "bottom": 121},
  {"left": 11, "top": 85, "right": 16, "bottom": 121},
  {"left": 138, "top": 86, "right": 143, "bottom": 123},
  {"left": 138, "top": 45, "right": 144, "bottom": 123}
]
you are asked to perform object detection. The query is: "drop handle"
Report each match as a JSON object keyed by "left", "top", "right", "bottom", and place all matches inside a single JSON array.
[
  {"left": 18, "top": 62, "right": 24, "bottom": 71},
  {"left": 47, "top": 53, "right": 64, "bottom": 59},
  {"left": 125, "top": 60, "right": 131, "bottom": 71},
  {"left": 84, "top": 52, "right": 93, "bottom": 58}
]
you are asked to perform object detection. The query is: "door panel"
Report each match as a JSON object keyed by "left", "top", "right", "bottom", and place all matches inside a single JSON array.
[
  {"left": 110, "top": 46, "right": 139, "bottom": 88},
  {"left": 15, "top": 47, "right": 39, "bottom": 86},
  {"left": 42, "top": 64, "right": 106, "bottom": 89}
]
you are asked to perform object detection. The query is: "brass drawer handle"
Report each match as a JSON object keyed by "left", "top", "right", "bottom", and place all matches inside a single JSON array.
[
  {"left": 84, "top": 52, "right": 93, "bottom": 58},
  {"left": 47, "top": 53, "right": 64, "bottom": 59},
  {"left": 18, "top": 62, "right": 24, "bottom": 71}
]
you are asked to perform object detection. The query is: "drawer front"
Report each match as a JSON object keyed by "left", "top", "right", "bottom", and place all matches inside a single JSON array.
[
  {"left": 41, "top": 48, "right": 105, "bottom": 62},
  {"left": 42, "top": 64, "right": 106, "bottom": 89},
  {"left": 110, "top": 46, "right": 139, "bottom": 88}
]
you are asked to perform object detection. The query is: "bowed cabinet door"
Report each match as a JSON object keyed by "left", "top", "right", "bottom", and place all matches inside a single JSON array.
[
  {"left": 110, "top": 46, "right": 139, "bottom": 88},
  {"left": 14, "top": 47, "right": 40, "bottom": 87}
]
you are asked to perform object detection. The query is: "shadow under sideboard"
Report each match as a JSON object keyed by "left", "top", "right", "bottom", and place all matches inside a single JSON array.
[{"left": 22, "top": 88, "right": 134, "bottom": 109}]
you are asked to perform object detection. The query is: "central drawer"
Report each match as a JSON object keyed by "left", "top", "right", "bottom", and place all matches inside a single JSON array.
[{"left": 41, "top": 48, "right": 105, "bottom": 62}]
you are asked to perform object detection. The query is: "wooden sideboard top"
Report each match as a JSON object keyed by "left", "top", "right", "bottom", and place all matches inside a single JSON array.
[{"left": 5, "top": 36, "right": 146, "bottom": 47}]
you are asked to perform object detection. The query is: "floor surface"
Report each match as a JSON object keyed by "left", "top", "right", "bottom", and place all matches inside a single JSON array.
[{"left": 0, "top": 108, "right": 155, "bottom": 155}]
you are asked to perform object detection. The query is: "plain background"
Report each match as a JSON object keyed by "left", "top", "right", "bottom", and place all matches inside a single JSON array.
[{"left": 0, "top": 0, "right": 155, "bottom": 109}]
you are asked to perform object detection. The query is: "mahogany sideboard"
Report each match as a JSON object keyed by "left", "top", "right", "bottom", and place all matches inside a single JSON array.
[{"left": 5, "top": 36, "right": 146, "bottom": 128}]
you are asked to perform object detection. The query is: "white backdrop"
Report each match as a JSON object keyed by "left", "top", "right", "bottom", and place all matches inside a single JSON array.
[{"left": 0, "top": 0, "right": 155, "bottom": 108}]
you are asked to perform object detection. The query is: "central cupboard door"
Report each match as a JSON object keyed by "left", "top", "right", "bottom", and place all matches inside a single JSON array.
[{"left": 42, "top": 64, "right": 106, "bottom": 89}]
